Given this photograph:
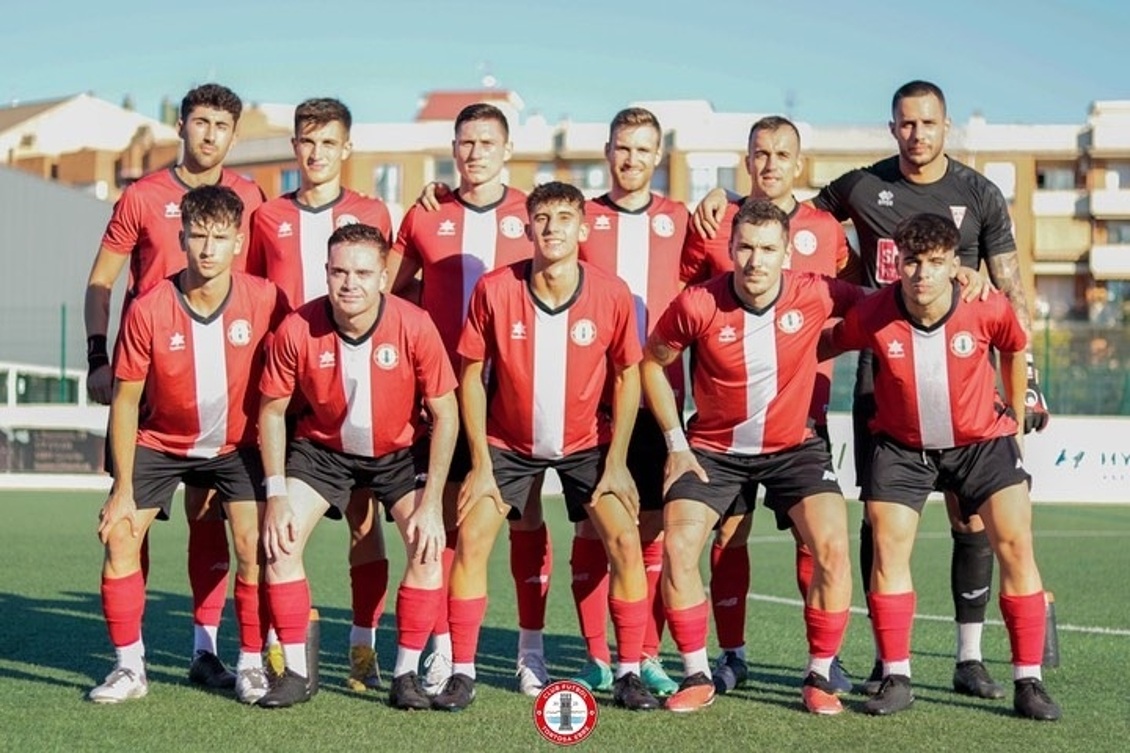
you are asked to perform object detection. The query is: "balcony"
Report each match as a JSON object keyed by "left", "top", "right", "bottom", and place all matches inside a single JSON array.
[
  {"left": 1030, "top": 190, "right": 1088, "bottom": 217},
  {"left": 1089, "top": 244, "right": 1130, "bottom": 280},
  {"left": 1089, "top": 189, "right": 1130, "bottom": 219}
]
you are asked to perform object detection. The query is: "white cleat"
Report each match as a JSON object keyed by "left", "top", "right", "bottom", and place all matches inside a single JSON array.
[
  {"left": 516, "top": 652, "right": 550, "bottom": 697},
  {"left": 89, "top": 666, "right": 148, "bottom": 704},
  {"left": 235, "top": 666, "right": 270, "bottom": 704},
  {"left": 421, "top": 651, "right": 454, "bottom": 697}
]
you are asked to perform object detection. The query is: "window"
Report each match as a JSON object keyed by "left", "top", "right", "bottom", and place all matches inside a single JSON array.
[
  {"left": 569, "top": 161, "right": 608, "bottom": 192},
  {"left": 1035, "top": 164, "right": 1077, "bottom": 191},
  {"left": 373, "top": 164, "right": 401, "bottom": 205},
  {"left": 984, "top": 162, "right": 1016, "bottom": 200},
  {"left": 1105, "top": 163, "right": 1130, "bottom": 191},
  {"left": 15, "top": 373, "right": 78, "bottom": 405},
  {"left": 534, "top": 162, "right": 556, "bottom": 186},
  {"left": 690, "top": 166, "right": 737, "bottom": 205},
  {"left": 651, "top": 165, "right": 670, "bottom": 195},
  {"left": 0, "top": 370, "right": 7, "bottom": 404},
  {"left": 1107, "top": 221, "right": 1130, "bottom": 244},
  {"left": 280, "top": 169, "right": 300, "bottom": 193},
  {"left": 433, "top": 158, "right": 456, "bottom": 189}
]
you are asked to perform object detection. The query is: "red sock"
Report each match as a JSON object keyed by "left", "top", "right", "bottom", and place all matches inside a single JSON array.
[
  {"left": 1000, "top": 591, "right": 1046, "bottom": 667},
  {"left": 610, "top": 597, "right": 648, "bottom": 665},
  {"left": 795, "top": 543, "right": 815, "bottom": 601},
  {"left": 665, "top": 600, "right": 709, "bottom": 654},
  {"left": 510, "top": 524, "right": 551, "bottom": 631},
  {"left": 641, "top": 537, "right": 665, "bottom": 656},
  {"left": 804, "top": 605, "right": 850, "bottom": 659},
  {"left": 102, "top": 571, "right": 145, "bottom": 647},
  {"left": 397, "top": 585, "right": 442, "bottom": 651},
  {"left": 267, "top": 580, "right": 311, "bottom": 646},
  {"left": 448, "top": 596, "right": 488, "bottom": 665},
  {"left": 188, "top": 517, "right": 229, "bottom": 627},
  {"left": 710, "top": 542, "right": 749, "bottom": 649},
  {"left": 570, "top": 535, "right": 611, "bottom": 663},
  {"left": 234, "top": 577, "right": 263, "bottom": 653},
  {"left": 432, "top": 531, "right": 457, "bottom": 638},
  {"left": 868, "top": 591, "right": 916, "bottom": 663},
  {"left": 350, "top": 559, "right": 389, "bottom": 629}
]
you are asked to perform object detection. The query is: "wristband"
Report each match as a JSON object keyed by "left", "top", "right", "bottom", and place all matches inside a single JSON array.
[
  {"left": 87, "top": 335, "right": 110, "bottom": 371},
  {"left": 265, "top": 475, "right": 288, "bottom": 498},
  {"left": 663, "top": 427, "right": 690, "bottom": 453}
]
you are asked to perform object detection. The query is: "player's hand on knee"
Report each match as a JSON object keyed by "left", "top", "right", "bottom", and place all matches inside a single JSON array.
[
  {"left": 592, "top": 463, "right": 641, "bottom": 521},
  {"left": 661, "top": 450, "right": 709, "bottom": 498},
  {"left": 97, "top": 492, "right": 139, "bottom": 544},
  {"left": 406, "top": 505, "right": 444, "bottom": 564},
  {"left": 456, "top": 468, "right": 505, "bottom": 525},
  {"left": 690, "top": 188, "right": 729, "bottom": 240},
  {"left": 263, "top": 499, "right": 298, "bottom": 560}
]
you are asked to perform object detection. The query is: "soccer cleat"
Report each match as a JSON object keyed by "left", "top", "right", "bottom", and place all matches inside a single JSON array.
[
  {"left": 189, "top": 650, "right": 237, "bottom": 689},
  {"left": 256, "top": 669, "right": 311, "bottom": 708},
  {"left": 953, "top": 660, "right": 1006, "bottom": 699},
  {"left": 264, "top": 643, "right": 285, "bottom": 684},
  {"left": 802, "top": 671, "right": 844, "bottom": 715},
  {"left": 421, "top": 650, "right": 454, "bottom": 697},
  {"left": 389, "top": 671, "right": 433, "bottom": 711},
  {"left": 611, "top": 672, "right": 660, "bottom": 711},
  {"left": 858, "top": 659, "right": 883, "bottom": 696},
  {"left": 862, "top": 674, "right": 914, "bottom": 716},
  {"left": 89, "top": 666, "right": 148, "bottom": 704},
  {"left": 711, "top": 650, "right": 748, "bottom": 694},
  {"left": 828, "top": 656, "right": 852, "bottom": 696},
  {"left": 516, "top": 652, "right": 550, "bottom": 697},
  {"left": 572, "top": 659, "right": 613, "bottom": 692},
  {"left": 345, "top": 645, "right": 382, "bottom": 692},
  {"left": 665, "top": 672, "right": 716, "bottom": 713},
  {"left": 640, "top": 655, "right": 679, "bottom": 697},
  {"left": 235, "top": 667, "right": 270, "bottom": 704},
  {"left": 1013, "top": 678, "right": 1061, "bottom": 721},
  {"left": 432, "top": 673, "right": 476, "bottom": 712}
]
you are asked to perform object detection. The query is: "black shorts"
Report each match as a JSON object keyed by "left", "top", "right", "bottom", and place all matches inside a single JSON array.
[
  {"left": 852, "top": 349, "right": 878, "bottom": 493},
  {"left": 628, "top": 410, "right": 667, "bottom": 513},
  {"left": 666, "top": 436, "right": 843, "bottom": 520},
  {"left": 132, "top": 445, "right": 264, "bottom": 519},
  {"left": 490, "top": 446, "right": 604, "bottom": 523},
  {"left": 722, "top": 425, "right": 831, "bottom": 530},
  {"left": 864, "top": 434, "right": 1031, "bottom": 521},
  {"left": 286, "top": 438, "right": 425, "bottom": 520}
]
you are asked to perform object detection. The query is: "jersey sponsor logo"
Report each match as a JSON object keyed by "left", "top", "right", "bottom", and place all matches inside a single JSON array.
[
  {"left": 169, "top": 332, "right": 186, "bottom": 351},
  {"left": 164, "top": 202, "right": 181, "bottom": 218},
  {"left": 570, "top": 319, "right": 597, "bottom": 346},
  {"left": 319, "top": 350, "right": 336, "bottom": 368},
  {"left": 593, "top": 216, "right": 612, "bottom": 231},
  {"left": 718, "top": 325, "right": 738, "bottom": 343},
  {"left": 822, "top": 470, "right": 838, "bottom": 481},
  {"left": 886, "top": 338, "right": 905, "bottom": 358},
  {"left": 950, "top": 331, "right": 976, "bottom": 358},
  {"left": 438, "top": 219, "right": 457, "bottom": 237},
  {"left": 499, "top": 215, "right": 525, "bottom": 239},
  {"left": 950, "top": 206, "right": 967, "bottom": 229},
  {"left": 533, "top": 681, "right": 598, "bottom": 746},
  {"left": 652, "top": 213, "right": 675, "bottom": 238},
  {"left": 227, "top": 319, "right": 252, "bottom": 346},
  {"left": 510, "top": 321, "right": 528, "bottom": 340},
  {"left": 778, "top": 309, "right": 804, "bottom": 334},
  {"left": 277, "top": 221, "right": 294, "bottom": 238},
  {"left": 336, "top": 213, "right": 360, "bottom": 228},
  {"left": 876, "top": 238, "right": 900, "bottom": 284},
  {"left": 792, "top": 229, "right": 818, "bottom": 256},
  {"left": 373, "top": 343, "right": 399, "bottom": 370},
  {"left": 877, "top": 190, "right": 894, "bottom": 207}
]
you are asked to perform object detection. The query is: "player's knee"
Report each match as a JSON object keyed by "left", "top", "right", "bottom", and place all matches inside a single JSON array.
[
  {"left": 991, "top": 530, "right": 1034, "bottom": 570},
  {"left": 602, "top": 526, "right": 642, "bottom": 567}
]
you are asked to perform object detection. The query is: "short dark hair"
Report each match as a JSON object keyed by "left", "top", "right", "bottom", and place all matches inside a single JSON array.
[
  {"left": 608, "top": 107, "right": 662, "bottom": 141},
  {"left": 892, "top": 213, "right": 960, "bottom": 257},
  {"left": 526, "top": 181, "right": 585, "bottom": 217},
  {"left": 748, "top": 115, "right": 801, "bottom": 150},
  {"left": 180, "top": 185, "right": 244, "bottom": 229},
  {"left": 731, "top": 198, "right": 790, "bottom": 237},
  {"left": 327, "top": 223, "right": 389, "bottom": 259},
  {"left": 295, "top": 97, "right": 352, "bottom": 134},
  {"left": 454, "top": 103, "right": 509, "bottom": 140},
  {"left": 892, "top": 80, "right": 947, "bottom": 116},
  {"left": 180, "top": 83, "right": 243, "bottom": 124}
]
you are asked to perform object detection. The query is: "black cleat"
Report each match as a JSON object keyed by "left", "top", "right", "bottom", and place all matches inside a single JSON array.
[
  {"left": 858, "top": 659, "right": 883, "bottom": 696},
  {"left": 188, "top": 651, "right": 237, "bottom": 689},
  {"left": 1013, "top": 678, "right": 1061, "bottom": 721},
  {"left": 862, "top": 674, "right": 914, "bottom": 716},
  {"left": 256, "top": 669, "right": 312, "bottom": 708},
  {"left": 953, "top": 660, "right": 1006, "bottom": 699},
  {"left": 432, "top": 673, "right": 476, "bottom": 712},
  {"left": 389, "top": 671, "right": 432, "bottom": 711},
  {"left": 611, "top": 672, "right": 659, "bottom": 711},
  {"left": 712, "top": 651, "right": 749, "bottom": 694}
]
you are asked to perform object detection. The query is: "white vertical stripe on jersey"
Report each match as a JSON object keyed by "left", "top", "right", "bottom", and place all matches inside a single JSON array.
[
  {"left": 187, "top": 318, "right": 229, "bottom": 459},
  {"left": 460, "top": 209, "right": 499, "bottom": 324},
  {"left": 912, "top": 329, "right": 955, "bottom": 449},
  {"left": 339, "top": 342, "right": 375, "bottom": 457},
  {"left": 300, "top": 209, "right": 336, "bottom": 305},
  {"left": 730, "top": 309, "right": 779, "bottom": 455},
  {"left": 531, "top": 307, "right": 568, "bottom": 459},
  {"left": 615, "top": 213, "right": 651, "bottom": 346}
]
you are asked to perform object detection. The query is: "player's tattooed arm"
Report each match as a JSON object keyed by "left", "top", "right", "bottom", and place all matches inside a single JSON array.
[
  {"left": 987, "top": 251, "right": 1033, "bottom": 339},
  {"left": 644, "top": 338, "right": 681, "bottom": 368}
]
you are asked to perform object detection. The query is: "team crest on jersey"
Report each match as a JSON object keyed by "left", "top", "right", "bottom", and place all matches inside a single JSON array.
[
  {"left": 499, "top": 215, "right": 525, "bottom": 239},
  {"left": 335, "top": 214, "right": 360, "bottom": 228},
  {"left": 438, "top": 219, "right": 457, "bottom": 237},
  {"left": 950, "top": 331, "right": 976, "bottom": 358},
  {"left": 792, "top": 230, "right": 818, "bottom": 256},
  {"left": 227, "top": 319, "right": 252, "bottom": 346},
  {"left": 593, "top": 216, "right": 612, "bottom": 231},
  {"left": 718, "top": 325, "right": 738, "bottom": 343},
  {"left": 169, "top": 332, "right": 186, "bottom": 351},
  {"left": 877, "top": 190, "right": 894, "bottom": 207},
  {"left": 319, "top": 350, "right": 336, "bottom": 368},
  {"left": 373, "top": 343, "right": 399, "bottom": 370},
  {"left": 886, "top": 338, "right": 905, "bottom": 358},
  {"left": 277, "top": 221, "right": 293, "bottom": 238},
  {"left": 777, "top": 309, "right": 804, "bottom": 334},
  {"left": 570, "top": 319, "right": 597, "bottom": 346},
  {"left": 164, "top": 202, "right": 181, "bottom": 218},
  {"left": 510, "top": 321, "right": 528, "bottom": 340},
  {"left": 652, "top": 214, "right": 675, "bottom": 238},
  {"left": 949, "top": 206, "right": 967, "bottom": 229}
]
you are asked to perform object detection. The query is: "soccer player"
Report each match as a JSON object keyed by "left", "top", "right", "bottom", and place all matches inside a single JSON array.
[
  {"left": 694, "top": 80, "right": 1045, "bottom": 697},
  {"left": 255, "top": 223, "right": 458, "bottom": 710},
  {"left": 826, "top": 212, "right": 1061, "bottom": 721},
  {"left": 569, "top": 107, "right": 686, "bottom": 697},
  {"left": 90, "top": 185, "right": 285, "bottom": 705},
  {"left": 386, "top": 104, "right": 548, "bottom": 697},
  {"left": 245, "top": 97, "right": 394, "bottom": 693},
  {"left": 433, "top": 182, "right": 658, "bottom": 712},
  {"left": 680, "top": 115, "right": 854, "bottom": 696},
  {"left": 643, "top": 199, "right": 861, "bottom": 714},
  {"left": 84, "top": 83, "right": 267, "bottom": 691}
]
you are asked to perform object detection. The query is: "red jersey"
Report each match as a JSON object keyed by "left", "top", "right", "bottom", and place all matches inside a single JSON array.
[
  {"left": 831, "top": 285, "right": 1025, "bottom": 449},
  {"left": 679, "top": 198, "right": 851, "bottom": 425},
  {"left": 101, "top": 168, "right": 266, "bottom": 308},
  {"left": 245, "top": 189, "right": 393, "bottom": 307},
  {"left": 458, "top": 261, "right": 642, "bottom": 459},
  {"left": 114, "top": 273, "right": 287, "bottom": 457},
  {"left": 261, "top": 295, "right": 456, "bottom": 458},
  {"left": 391, "top": 187, "right": 532, "bottom": 363},
  {"left": 652, "top": 271, "right": 864, "bottom": 455}
]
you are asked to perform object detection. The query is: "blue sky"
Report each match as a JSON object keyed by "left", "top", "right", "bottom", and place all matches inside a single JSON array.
[{"left": 4, "top": 0, "right": 1126, "bottom": 127}]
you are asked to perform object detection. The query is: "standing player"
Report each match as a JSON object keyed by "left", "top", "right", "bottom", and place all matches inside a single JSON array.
[
  {"left": 643, "top": 200, "right": 861, "bottom": 714},
  {"left": 245, "top": 97, "right": 393, "bottom": 693},
  {"left": 680, "top": 116, "right": 854, "bottom": 696},
  {"left": 570, "top": 107, "right": 686, "bottom": 697},
  {"left": 385, "top": 104, "right": 549, "bottom": 697},
  {"left": 255, "top": 223, "right": 458, "bottom": 710},
  {"left": 90, "top": 185, "right": 285, "bottom": 704},
  {"left": 827, "top": 213, "right": 1060, "bottom": 721},
  {"left": 433, "top": 182, "right": 658, "bottom": 712},
  {"left": 84, "top": 83, "right": 267, "bottom": 690}
]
